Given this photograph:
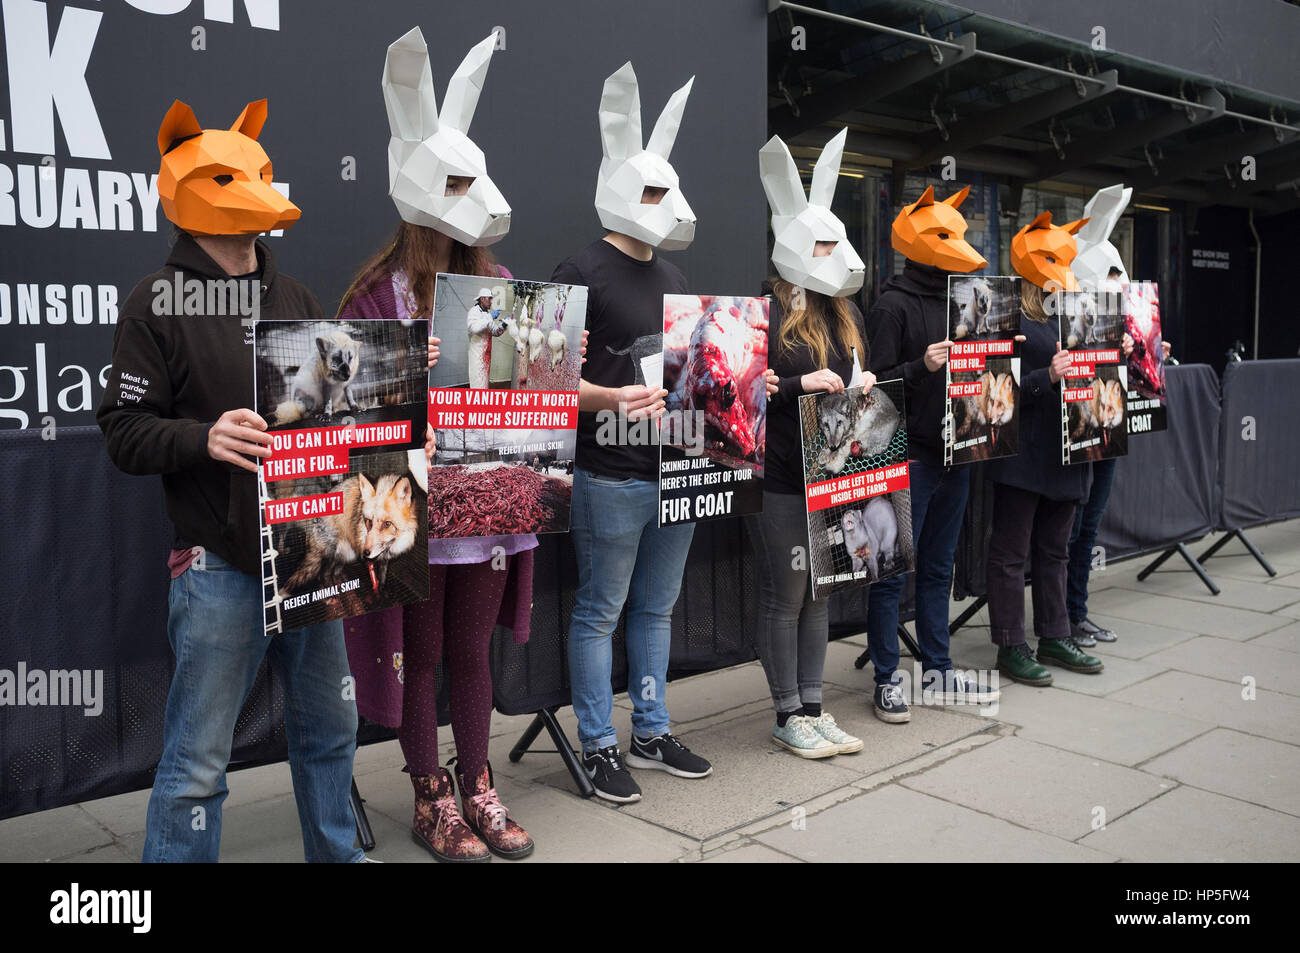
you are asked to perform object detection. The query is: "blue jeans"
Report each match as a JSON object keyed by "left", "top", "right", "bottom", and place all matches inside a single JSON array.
[
  {"left": 866, "top": 459, "right": 970, "bottom": 685},
  {"left": 1067, "top": 457, "right": 1117, "bottom": 623},
  {"left": 143, "top": 551, "right": 362, "bottom": 863},
  {"left": 567, "top": 468, "right": 695, "bottom": 752}
]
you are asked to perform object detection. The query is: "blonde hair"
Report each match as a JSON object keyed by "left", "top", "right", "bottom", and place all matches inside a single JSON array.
[
  {"left": 1021, "top": 281, "right": 1050, "bottom": 323},
  {"left": 770, "top": 279, "right": 864, "bottom": 369}
]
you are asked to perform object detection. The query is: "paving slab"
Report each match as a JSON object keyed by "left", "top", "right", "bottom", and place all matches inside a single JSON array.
[
  {"left": 1110, "top": 670, "right": 1300, "bottom": 746},
  {"left": 949, "top": 636, "right": 1167, "bottom": 697},
  {"left": 1085, "top": 587, "right": 1284, "bottom": 639},
  {"left": 1143, "top": 635, "right": 1300, "bottom": 696},
  {"left": 899, "top": 736, "right": 1171, "bottom": 841},
  {"left": 1141, "top": 728, "right": 1300, "bottom": 817},
  {"left": 1076, "top": 613, "right": 1198, "bottom": 660},
  {"left": 1268, "top": 568, "right": 1300, "bottom": 589},
  {"left": 1249, "top": 621, "right": 1300, "bottom": 654},
  {"left": 755, "top": 783, "right": 1113, "bottom": 862},
  {"left": 547, "top": 689, "right": 991, "bottom": 841},
  {"left": 664, "top": 662, "right": 773, "bottom": 725},
  {"left": 1111, "top": 570, "right": 1300, "bottom": 614},
  {"left": 56, "top": 842, "right": 137, "bottom": 863},
  {"left": 700, "top": 841, "right": 801, "bottom": 863},
  {"left": 993, "top": 684, "right": 1208, "bottom": 766},
  {"left": 1079, "top": 785, "right": 1300, "bottom": 862},
  {"left": 0, "top": 804, "right": 113, "bottom": 862}
]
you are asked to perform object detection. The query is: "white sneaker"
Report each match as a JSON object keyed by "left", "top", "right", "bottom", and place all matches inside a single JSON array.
[
  {"left": 772, "top": 715, "right": 837, "bottom": 759},
  {"left": 806, "top": 711, "right": 863, "bottom": 754}
]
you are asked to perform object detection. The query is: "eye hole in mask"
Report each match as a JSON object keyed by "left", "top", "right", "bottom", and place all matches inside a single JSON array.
[
  {"left": 641, "top": 186, "right": 670, "bottom": 205},
  {"left": 445, "top": 175, "right": 476, "bottom": 197},
  {"left": 213, "top": 174, "right": 234, "bottom": 186}
]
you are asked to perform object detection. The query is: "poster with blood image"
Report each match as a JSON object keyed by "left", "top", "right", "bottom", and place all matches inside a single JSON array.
[
  {"left": 253, "top": 318, "right": 429, "bottom": 636},
  {"left": 657, "top": 295, "right": 768, "bottom": 527},
  {"left": 427, "top": 274, "right": 587, "bottom": 538},
  {"left": 798, "top": 378, "right": 915, "bottom": 600},
  {"left": 1121, "top": 281, "right": 1167, "bottom": 434}
]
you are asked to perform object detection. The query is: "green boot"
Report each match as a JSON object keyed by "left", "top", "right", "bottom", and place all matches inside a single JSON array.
[
  {"left": 1037, "top": 636, "right": 1104, "bottom": 673},
  {"left": 997, "top": 643, "right": 1054, "bottom": 686}
]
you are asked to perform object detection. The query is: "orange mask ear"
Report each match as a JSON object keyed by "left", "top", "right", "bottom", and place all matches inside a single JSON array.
[
  {"left": 231, "top": 100, "right": 268, "bottom": 140},
  {"left": 911, "top": 185, "right": 935, "bottom": 210},
  {"left": 158, "top": 100, "right": 202, "bottom": 155},
  {"left": 1062, "top": 217, "right": 1089, "bottom": 236},
  {"left": 942, "top": 185, "right": 971, "bottom": 209}
]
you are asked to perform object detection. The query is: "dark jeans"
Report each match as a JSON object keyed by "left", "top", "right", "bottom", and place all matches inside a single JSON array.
[
  {"left": 1067, "top": 457, "right": 1117, "bottom": 623},
  {"left": 866, "top": 459, "right": 971, "bottom": 685},
  {"left": 987, "top": 482, "right": 1076, "bottom": 647}
]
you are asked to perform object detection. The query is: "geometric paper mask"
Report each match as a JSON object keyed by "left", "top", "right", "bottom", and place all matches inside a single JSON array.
[
  {"left": 595, "top": 62, "right": 696, "bottom": 251},
  {"left": 890, "top": 185, "right": 988, "bottom": 273},
  {"left": 157, "top": 99, "right": 301, "bottom": 236},
  {"left": 1011, "top": 210, "right": 1089, "bottom": 291},
  {"left": 1071, "top": 183, "right": 1132, "bottom": 287},
  {"left": 383, "top": 28, "right": 510, "bottom": 247},
  {"left": 759, "top": 128, "right": 864, "bottom": 297}
]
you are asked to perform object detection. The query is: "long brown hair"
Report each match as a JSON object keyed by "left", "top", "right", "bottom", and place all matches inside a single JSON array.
[
  {"left": 338, "top": 221, "right": 497, "bottom": 318},
  {"left": 1020, "top": 280, "right": 1051, "bottom": 323},
  {"left": 770, "top": 278, "right": 864, "bottom": 369}
]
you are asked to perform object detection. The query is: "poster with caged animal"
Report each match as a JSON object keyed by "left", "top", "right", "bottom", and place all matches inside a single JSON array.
[
  {"left": 945, "top": 276, "right": 1022, "bottom": 465},
  {"left": 1057, "top": 290, "right": 1129, "bottom": 463},
  {"left": 254, "top": 318, "right": 430, "bottom": 635},
  {"left": 798, "top": 378, "right": 915, "bottom": 600}
]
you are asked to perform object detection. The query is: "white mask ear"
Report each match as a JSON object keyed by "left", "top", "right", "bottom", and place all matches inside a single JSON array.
[
  {"left": 759, "top": 135, "right": 807, "bottom": 217},
  {"left": 439, "top": 31, "right": 498, "bottom": 135},
  {"left": 808, "top": 127, "right": 847, "bottom": 210},
  {"left": 382, "top": 26, "right": 439, "bottom": 143},
  {"left": 645, "top": 75, "right": 694, "bottom": 159},
  {"left": 1078, "top": 184, "right": 1132, "bottom": 247},
  {"left": 599, "top": 62, "right": 642, "bottom": 161}
]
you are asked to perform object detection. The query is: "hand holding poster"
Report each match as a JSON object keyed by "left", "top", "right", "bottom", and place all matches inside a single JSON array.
[
  {"left": 427, "top": 274, "right": 587, "bottom": 537},
  {"left": 798, "top": 378, "right": 914, "bottom": 600},
  {"left": 254, "top": 318, "right": 430, "bottom": 636},
  {"left": 658, "top": 294, "right": 768, "bottom": 526},
  {"left": 1058, "top": 290, "right": 1129, "bottom": 463},
  {"left": 944, "top": 275, "right": 1022, "bottom": 465},
  {"left": 1121, "top": 281, "right": 1167, "bottom": 434}
]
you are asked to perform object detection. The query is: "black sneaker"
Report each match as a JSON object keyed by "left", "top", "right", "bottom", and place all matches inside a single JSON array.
[
  {"left": 873, "top": 683, "right": 911, "bottom": 723},
  {"left": 626, "top": 733, "right": 713, "bottom": 778},
  {"left": 582, "top": 746, "right": 642, "bottom": 803}
]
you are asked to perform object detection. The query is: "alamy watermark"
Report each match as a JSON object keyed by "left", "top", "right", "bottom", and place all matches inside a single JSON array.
[{"left": 0, "top": 662, "right": 103, "bottom": 716}]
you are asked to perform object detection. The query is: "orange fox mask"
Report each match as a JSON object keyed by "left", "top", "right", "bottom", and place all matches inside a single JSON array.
[
  {"left": 891, "top": 185, "right": 988, "bottom": 273},
  {"left": 1011, "top": 211, "right": 1088, "bottom": 291},
  {"left": 157, "top": 99, "right": 301, "bottom": 236}
]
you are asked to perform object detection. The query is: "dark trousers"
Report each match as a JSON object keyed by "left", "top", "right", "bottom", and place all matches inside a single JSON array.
[
  {"left": 987, "top": 482, "right": 1076, "bottom": 647},
  {"left": 1066, "top": 457, "right": 1117, "bottom": 623},
  {"left": 865, "top": 459, "right": 970, "bottom": 685}
]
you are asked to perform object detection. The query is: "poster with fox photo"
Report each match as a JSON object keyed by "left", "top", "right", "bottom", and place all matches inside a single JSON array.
[
  {"left": 658, "top": 294, "right": 768, "bottom": 527},
  {"left": 427, "top": 273, "right": 587, "bottom": 538},
  {"left": 254, "top": 318, "right": 429, "bottom": 635},
  {"left": 1121, "top": 281, "right": 1167, "bottom": 434},
  {"left": 798, "top": 378, "right": 915, "bottom": 601},
  {"left": 944, "top": 275, "right": 1022, "bottom": 466},
  {"left": 1058, "top": 290, "right": 1128, "bottom": 464}
]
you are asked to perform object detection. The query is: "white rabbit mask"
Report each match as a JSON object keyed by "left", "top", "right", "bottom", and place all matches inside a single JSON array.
[
  {"left": 760, "top": 128, "right": 865, "bottom": 297},
  {"left": 1072, "top": 183, "right": 1132, "bottom": 287},
  {"left": 595, "top": 62, "right": 696, "bottom": 251},
  {"left": 383, "top": 27, "right": 509, "bottom": 246}
]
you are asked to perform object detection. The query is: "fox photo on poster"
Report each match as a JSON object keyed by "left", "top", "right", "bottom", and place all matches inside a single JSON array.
[
  {"left": 658, "top": 294, "right": 768, "bottom": 526},
  {"left": 1122, "top": 281, "right": 1167, "bottom": 434},
  {"left": 254, "top": 318, "right": 430, "bottom": 635},
  {"left": 427, "top": 274, "right": 587, "bottom": 538},
  {"left": 945, "top": 276, "right": 1022, "bottom": 466},
  {"left": 1058, "top": 291, "right": 1128, "bottom": 464},
  {"left": 798, "top": 378, "right": 915, "bottom": 601}
]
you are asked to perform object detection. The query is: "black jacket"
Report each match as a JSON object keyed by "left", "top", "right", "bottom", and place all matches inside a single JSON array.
[
  {"left": 765, "top": 285, "right": 868, "bottom": 495},
  {"left": 97, "top": 233, "right": 323, "bottom": 575},
  {"left": 864, "top": 260, "right": 952, "bottom": 468},
  {"left": 984, "top": 311, "right": 1092, "bottom": 503}
]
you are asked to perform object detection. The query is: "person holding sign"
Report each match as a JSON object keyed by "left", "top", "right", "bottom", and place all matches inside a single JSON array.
[
  {"left": 984, "top": 213, "right": 1106, "bottom": 686},
  {"left": 863, "top": 184, "right": 999, "bottom": 722},
  {"left": 97, "top": 98, "right": 364, "bottom": 862},
  {"left": 336, "top": 29, "right": 538, "bottom": 862},
  {"left": 749, "top": 130, "right": 869, "bottom": 758}
]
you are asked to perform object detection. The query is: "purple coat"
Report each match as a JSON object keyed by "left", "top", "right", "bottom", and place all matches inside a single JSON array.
[{"left": 338, "top": 264, "right": 535, "bottom": 729}]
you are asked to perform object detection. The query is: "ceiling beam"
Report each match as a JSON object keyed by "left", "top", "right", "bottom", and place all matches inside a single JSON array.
[{"left": 1127, "top": 123, "right": 1299, "bottom": 190}]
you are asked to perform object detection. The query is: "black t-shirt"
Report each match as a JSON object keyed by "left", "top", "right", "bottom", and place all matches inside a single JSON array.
[
  {"left": 766, "top": 290, "right": 868, "bottom": 495},
  {"left": 552, "top": 238, "right": 688, "bottom": 481}
]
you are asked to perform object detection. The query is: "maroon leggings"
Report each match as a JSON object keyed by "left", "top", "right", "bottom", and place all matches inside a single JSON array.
[{"left": 398, "top": 561, "right": 508, "bottom": 778}]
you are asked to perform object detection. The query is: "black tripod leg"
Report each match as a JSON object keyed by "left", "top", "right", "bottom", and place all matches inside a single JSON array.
[
  {"left": 508, "top": 712, "right": 546, "bottom": 764},
  {"left": 949, "top": 595, "right": 987, "bottom": 636},
  {"left": 1197, "top": 531, "right": 1235, "bottom": 563},
  {"left": 897, "top": 623, "right": 922, "bottom": 660},
  {"left": 1176, "top": 543, "right": 1220, "bottom": 596},
  {"left": 1137, "top": 546, "right": 1178, "bottom": 581},
  {"left": 351, "top": 777, "right": 376, "bottom": 852},
  {"left": 538, "top": 708, "right": 596, "bottom": 799},
  {"left": 1236, "top": 530, "right": 1278, "bottom": 577}
]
